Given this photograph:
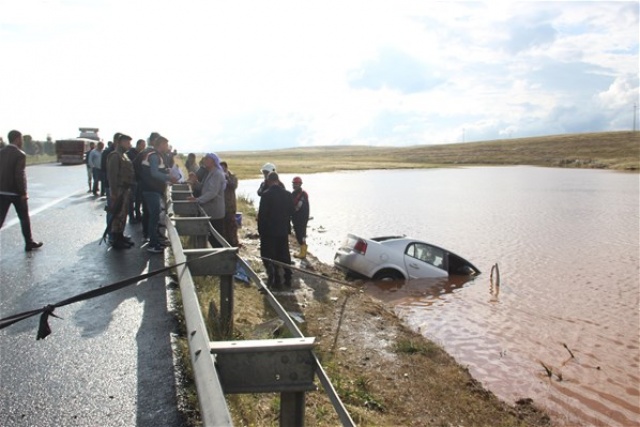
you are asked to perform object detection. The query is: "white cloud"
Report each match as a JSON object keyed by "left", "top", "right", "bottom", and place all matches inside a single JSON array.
[{"left": 0, "top": 0, "right": 637, "bottom": 150}]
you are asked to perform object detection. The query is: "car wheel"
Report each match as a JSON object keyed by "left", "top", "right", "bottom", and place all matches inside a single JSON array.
[{"left": 373, "top": 269, "right": 404, "bottom": 281}]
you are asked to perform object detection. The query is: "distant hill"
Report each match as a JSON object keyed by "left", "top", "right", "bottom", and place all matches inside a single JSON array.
[{"left": 219, "top": 131, "right": 640, "bottom": 179}]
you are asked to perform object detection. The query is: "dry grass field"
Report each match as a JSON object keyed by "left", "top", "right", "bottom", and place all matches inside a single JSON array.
[{"left": 213, "top": 131, "right": 639, "bottom": 180}]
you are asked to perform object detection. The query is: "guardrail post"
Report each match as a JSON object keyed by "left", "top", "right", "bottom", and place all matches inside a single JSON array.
[
  {"left": 280, "top": 392, "right": 306, "bottom": 427},
  {"left": 220, "top": 274, "right": 234, "bottom": 338}
]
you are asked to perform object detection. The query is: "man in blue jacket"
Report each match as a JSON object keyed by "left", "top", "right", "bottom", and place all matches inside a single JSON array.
[{"left": 139, "top": 135, "right": 177, "bottom": 253}]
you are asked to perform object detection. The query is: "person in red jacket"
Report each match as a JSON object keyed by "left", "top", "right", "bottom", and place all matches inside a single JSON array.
[
  {"left": 291, "top": 176, "right": 310, "bottom": 258},
  {"left": 0, "top": 130, "right": 43, "bottom": 252}
]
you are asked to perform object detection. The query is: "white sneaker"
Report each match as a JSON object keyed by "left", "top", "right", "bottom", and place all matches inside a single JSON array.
[{"left": 147, "top": 245, "right": 164, "bottom": 254}]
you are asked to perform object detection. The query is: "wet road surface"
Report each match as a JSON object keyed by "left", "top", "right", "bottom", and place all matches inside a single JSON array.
[{"left": 1, "top": 164, "right": 187, "bottom": 426}]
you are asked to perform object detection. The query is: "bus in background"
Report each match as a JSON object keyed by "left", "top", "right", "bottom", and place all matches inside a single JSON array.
[{"left": 55, "top": 127, "right": 100, "bottom": 165}]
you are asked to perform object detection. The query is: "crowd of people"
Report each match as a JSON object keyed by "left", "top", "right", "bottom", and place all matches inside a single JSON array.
[
  {"left": 1, "top": 129, "right": 311, "bottom": 291},
  {"left": 81, "top": 134, "right": 242, "bottom": 255},
  {"left": 82, "top": 131, "right": 178, "bottom": 253}
]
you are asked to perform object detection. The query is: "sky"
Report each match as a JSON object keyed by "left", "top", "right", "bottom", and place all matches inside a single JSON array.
[{"left": 1, "top": 1, "right": 638, "bottom": 153}]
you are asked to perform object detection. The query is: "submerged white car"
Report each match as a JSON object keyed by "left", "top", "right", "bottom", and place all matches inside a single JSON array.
[{"left": 334, "top": 234, "right": 481, "bottom": 281}]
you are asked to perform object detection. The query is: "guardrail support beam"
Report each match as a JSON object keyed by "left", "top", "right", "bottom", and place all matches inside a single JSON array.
[
  {"left": 172, "top": 183, "right": 191, "bottom": 191},
  {"left": 183, "top": 248, "right": 237, "bottom": 277},
  {"left": 210, "top": 337, "right": 316, "bottom": 394},
  {"left": 173, "top": 217, "right": 211, "bottom": 236},
  {"left": 172, "top": 200, "right": 200, "bottom": 216},
  {"left": 171, "top": 190, "right": 193, "bottom": 201}
]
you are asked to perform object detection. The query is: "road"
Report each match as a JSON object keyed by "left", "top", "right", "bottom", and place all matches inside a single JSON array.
[{"left": 0, "top": 164, "right": 187, "bottom": 426}]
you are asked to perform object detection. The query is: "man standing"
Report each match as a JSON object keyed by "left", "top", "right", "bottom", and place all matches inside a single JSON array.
[
  {"left": 101, "top": 138, "right": 116, "bottom": 198},
  {"left": 258, "top": 171, "right": 294, "bottom": 289},
  {"left": 220, "top": 161, "right": 239, "bottom": 247},
  {"left": 140, "top": 135, "right": 176, "bottom": 253},
  {"left": 101, "top": 137, "right": 117, "bottom": 239},
  {"left": 187, "top": 153, "right": 226, "bottom": 248},
  {"left": 126, "top": 138, "right": 145, "bottom": 224},
  {"left": 89, "top": 141, "right": 104, "bottom": 196},
  {"left": 257, "top": 162, "right": 276, "bottom": 196},
  {"left": 85, "top": 141, "right": 95, "bottom": 193},
  {"left": 106, "top": 134, "right": 136, "bottom": 249},
  {"left": 0, "top": 130, "right": 43, "bottom": 252},
  {"left": 291, "top": 176, "right": 310, "bottom": 259}
]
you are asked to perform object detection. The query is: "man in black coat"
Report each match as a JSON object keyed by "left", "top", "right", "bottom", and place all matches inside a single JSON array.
[
  {"left": 258, "top": 171, "right": 294, "bottom": 289},
  {"left": 0, "top": 130, "right": 43, "bottom": 251}
]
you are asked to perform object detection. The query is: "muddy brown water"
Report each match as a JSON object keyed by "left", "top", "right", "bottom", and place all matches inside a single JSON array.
[{"left": 238, "top": 166, "right": 639, "bottom": 426}]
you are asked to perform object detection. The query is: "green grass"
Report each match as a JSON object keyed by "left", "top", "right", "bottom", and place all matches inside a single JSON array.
[
  {"left": 26, "top": 154, "right": 57, "bottom": 165},
  {"left": 394, "top": 338, "right": 442, "bottom": 357}
]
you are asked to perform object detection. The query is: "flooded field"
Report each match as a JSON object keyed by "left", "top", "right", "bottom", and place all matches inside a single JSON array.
[{"left": 238, "top": 166, "right": 639, "bottom": 426}]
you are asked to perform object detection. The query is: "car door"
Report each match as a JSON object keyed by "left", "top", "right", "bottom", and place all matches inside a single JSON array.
[{"left": 403, "top": 242, "right": 448, "bottom": 279}]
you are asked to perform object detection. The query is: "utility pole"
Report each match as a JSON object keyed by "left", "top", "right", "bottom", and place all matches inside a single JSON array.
[
  {"left": 462, "top": 128, "right": 465, "bottom": 143},
  {"left": 634, "top": 103, "right": 638, "bottom": 132}
]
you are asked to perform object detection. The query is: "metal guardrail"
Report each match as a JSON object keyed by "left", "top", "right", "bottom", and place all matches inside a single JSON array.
[
  {"left": 166, "top": 183, "right": 355, "bottom": 427},
  {"left": 165, "top": 210, "right": 234, "bottom": 426}
]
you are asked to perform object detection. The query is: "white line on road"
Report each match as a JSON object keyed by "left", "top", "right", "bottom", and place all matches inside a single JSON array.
[{"left": 1, "top": 190, "right": 84, "bottom": 231}]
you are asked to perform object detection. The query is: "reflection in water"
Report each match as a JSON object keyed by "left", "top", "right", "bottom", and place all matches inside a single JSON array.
[
  {"left": 363, "top": 275, "right": 476, "bottom": 307},
  {"left": 239, "top": 167, "right": 640, "bottom": 426}
]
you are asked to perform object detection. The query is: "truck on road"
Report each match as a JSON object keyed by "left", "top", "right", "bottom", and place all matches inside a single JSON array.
[{"left": 55, "top": 127, "right": 100, "bottom": 165}]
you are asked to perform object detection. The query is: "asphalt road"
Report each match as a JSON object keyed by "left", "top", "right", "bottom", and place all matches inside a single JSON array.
[{"left": 0, "top": 163, "right": 187, "bottom": 426}]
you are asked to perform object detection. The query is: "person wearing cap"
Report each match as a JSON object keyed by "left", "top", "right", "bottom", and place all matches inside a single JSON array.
[
  {"left": 106, "top": 133, "right": 136, "bottom": 249},
  {"left": 258, "top": 171, "right": 294, "bottom": 289},
  {"left": 291, "top": 176, "right": 310, "bottom": 259},
  {"left": 257, "top": 162, "right": 283, "bottom": 196},
  {"left": 188, "top": 153, "right": 226, "bottom": 248},
  {"left": 140, "top": 135, "right": 177, "bottom": 253}
]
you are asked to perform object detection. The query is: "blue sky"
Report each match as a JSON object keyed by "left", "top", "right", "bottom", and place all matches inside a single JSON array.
[{"left": 1, "top": 1, "right": 638, "bottom": 153}]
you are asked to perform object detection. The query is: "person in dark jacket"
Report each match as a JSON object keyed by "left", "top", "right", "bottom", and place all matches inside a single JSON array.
[
  {"left": 258, "top": 171, "right": 294, "bottom": 289},
  {"left": 126, "top": 138, "right": 145, "bottom": 224},
  {"left": 101, "top": 136, "right": 118, "bottom": 235},
  {"left": 291, "top": 176, "right": 310, "bottom": 259},
  {"left": 220, "top": 161, "right": 239, "bottom": 247},
  {"left": 106, "top": 134, "right": 135, "bottom": 249},
  {"left": 132, "top": 135, "right": 158, "bottom": 239},
  {"left": 0, "top": 130, "right": 43, "bottom": 251}
]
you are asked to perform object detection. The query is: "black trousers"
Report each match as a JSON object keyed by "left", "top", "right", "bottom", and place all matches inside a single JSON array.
[
  {"left": 208, "top": 218, "right": 226, "bottom": 248},
  {"left": 92, "top": 168, "right": 103, "bottom": 195},
  {"left": 292, "top": 219, "right": 308, "bottom": 245},
  {"left": 0, "top": 195, "right": 34, "bottom": 244},
  {"left": 260, "top": 234, "right": 292, "bottom": 285}
]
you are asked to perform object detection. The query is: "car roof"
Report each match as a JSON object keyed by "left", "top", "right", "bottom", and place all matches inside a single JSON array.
[{"left": 378, "top": 237, "right": 447, "bottom": 252}]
